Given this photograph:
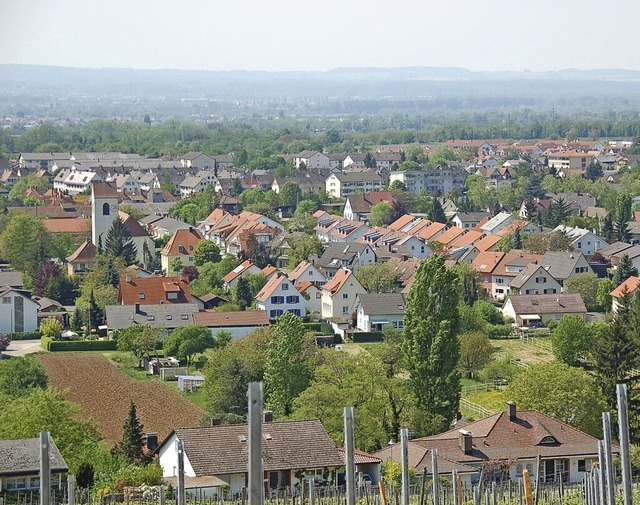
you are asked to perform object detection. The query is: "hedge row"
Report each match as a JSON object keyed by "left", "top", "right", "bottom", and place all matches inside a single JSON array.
[
  {"left": 8, "top": 331, "right": 40, "bottom": 340},
  {"left": 350, "top": 332, "right": 385, "bottom": 343},
  {"left": 41, "top": 337, "right": 118, "bottom": 352},
  {"left": 303, "top": 322, "right": 323, "bottom": 332}
]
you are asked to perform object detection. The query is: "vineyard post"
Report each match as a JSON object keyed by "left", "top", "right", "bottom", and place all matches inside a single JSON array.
[
  {"left": 616, "top": 383, "right": 632, "bottom": 505},
  {"left": 431, "top": 448, "right": 440, "bottom": 505},
  {"left": 40, "top": 431, "right": 50, "bottom": 505},
  {"left": 177, "top": 439, "right": 185, "bottom": 505},
  {"left": 400, "top": 428, "right": 409, "bottom": 505},
  {"left": 522, "top": 469, "right": 533, "bottom": 505},
  {"left": 344, "top": 407, "right": 356, "bottom": 505},
  {"left": 602, "top": 412, "right": 615, "bottom": 505},
  {"left": 67, "top": 474, "right": 75, "bottom": 505},
  {"left": 248, "top": 383, "right": 264, "bottom": 505},
  {"left": 598, "top": 440, "right": 606, "bottom": 505}
]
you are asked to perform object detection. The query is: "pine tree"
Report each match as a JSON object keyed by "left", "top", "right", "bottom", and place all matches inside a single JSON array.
[
  {"left": 104, "top": 218, "right": 137, "bottom": 265},
  {"left": 601, "top": 213, "right": 614, "bottom": 242},
  {"left": 233, "top": 276, "right": 253, "bottom": 310},
  {"left": 120, "top": 401, "right": 145, "bottom": 463},
  {"left": 614, "top": 194, "right": 632, "bottom": 242},
  {"left": 613, "top": 254, "right": 639, "bottom": 285},
  {"left": 513, "top": 227, "right": 523, "bottom": 249},
  {"left": 429, "top": 198, "right": 447, "bottom": 224},
  {"left": 402, "top": 254, "right": 461, "bottom": 435},
  {"left": 87, "top": 289, "right": 102, "bottom": 331}
]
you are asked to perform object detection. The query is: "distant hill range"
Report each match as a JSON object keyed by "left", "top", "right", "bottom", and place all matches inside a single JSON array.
[{"left": 2, "top": 64, "right": 640, "bottom": 100}]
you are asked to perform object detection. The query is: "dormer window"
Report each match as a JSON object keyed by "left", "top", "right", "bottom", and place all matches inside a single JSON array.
[
  {"left": 540, "top": 436, "right": 557, "bottom": 445},
  {"left": 167, "top": 292, "right": 178, "bottom": 300}
]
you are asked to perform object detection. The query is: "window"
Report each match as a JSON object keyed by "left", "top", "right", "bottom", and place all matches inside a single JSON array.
[
  {"left": 577, "top": 242, "right": 582, "bottom": 248},
  {"left": 535, "top": 277, "right": 546, "bottom": 284},
  {"left": 316, "top": 292, "right": 321, "bottom": 299},
  {"left": 282, "top": 283, "right": 289, "bottom": 291},
  {"left": 496, "top": 278, "right": 504, "bottom": 284},
  {"left": 578, "top": 459, "right": 593, "bottom": 472},
  {"left": 342, "top": 306, "right": 349, "bottom": 314},
  {"left": 2, "top": 296, "right": 10, "bottom": 304},
  {"left": 147, "top": 315, "right": 155, "bottom": 321},
  {"left": 167, "top": 292, "right": 178, "bottom": 300},
  {"left": 181, "top": 314, "right": 189, "bottom": 320},
  {"left": 166, "top": 315, "right": 173, "bottom": 320},
  {"left": 138, "top": 293, "right": 145, "bottom": 299},
  {"left": 270, "top": 309, "right": 284, "bottom": 318},
  {"left": 342, "top": 293, "right": 348, "bottom": 299},
  {"left": 102, "top": 202, "right": 110, "bottom": 216},
  {"left": 286, "top": 295, "right": 299, "bottom": 304}
]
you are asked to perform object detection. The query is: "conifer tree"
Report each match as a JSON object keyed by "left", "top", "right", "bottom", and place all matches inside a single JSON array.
[
  {"left": 601, "top": 213, "right": 614, "bottom": 242},
  {"left": 614, "top": 194, "right": 632, "bottom": 243},
  {"left": 119, "top": 401, "right": 145, "bottom": 463},
  {"left": 613, "top": 254, "right": 638, "bottom": 285},
  {"left": 429, "top": 198, "right": 447, "bottom": 224},
  {"left": 104, "top": 218, "right": 137, "bottom": 265},
  {"left": 233, "top": 276, "right": 253, "bottom": 310},
  {"left": 402, "top": 254, "right": 461, "bottom": 435},
  {"left": 513, "top": 227, "right": 523, "bottom": 250}
]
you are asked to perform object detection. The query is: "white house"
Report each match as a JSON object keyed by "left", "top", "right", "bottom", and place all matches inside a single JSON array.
[
  {"left": 256, "top": 272, "right": 306, "bottom": 318},
  {"left": 0, "top": 288, "right": 39, "bottom": 333},
  {"left": 553, "top": 225, "right": 605, "bottom": 257},
  {"left": 293, "top": 150, "right": 330, "bottom": 169},
  {"left": 354, "top": 293, "right": 406, "bottom": 332},
  {"left": 321, "top": 268, "right": 367, "bottom": 320},
  {"left": 509, "top": 264, "right": 562, "bottom": 295},
  {"left": 325, "top": 172, "right": 384, "bottom": 199},
  {"left": 222, "top": 260, "right": 263, "bottom": 290},
  {"left": 501, "top": 293, "right": 587, "bottom": 327},
  {"left": 288, "top": 260, "right": 327, "bottom": 287},
  {"left": 480, "top": 212, "right": 515, "bottom": 236},
  {"left": 192, "top": 310, "right": 270, "bottom": 339},
  {"left": 297, "top": 281, "right": 323, "bottom": 315}
]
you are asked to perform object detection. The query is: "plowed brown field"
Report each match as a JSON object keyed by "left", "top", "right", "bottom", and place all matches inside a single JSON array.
[{"left": 36, "top": 354, "right": 205, "bottom": 447}]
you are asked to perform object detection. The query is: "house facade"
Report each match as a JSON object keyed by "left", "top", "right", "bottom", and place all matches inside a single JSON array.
[
  {"left": 501, "top": 293, "right": 587, "bottom": 327},
  {"left": 0, "top": 288, "right": 39, "bottom": 333},
  {"left": 256, "top": 273, "right": 306, "bottom": 318},
  {"left": 354, "top": 293, "right": 406, "bottom": 332},
  {"left": 321, "top": 269, "right": 366, "bottom": 320},
  {"left": 0, "top": 437, "right": 68, "bottom": 492}
]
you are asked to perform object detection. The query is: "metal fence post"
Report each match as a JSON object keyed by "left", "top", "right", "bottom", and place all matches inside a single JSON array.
[
  {"left": 602, "top": 412, "right": 615, "bottom": 505},
  {"left": 177, "top": 440, "right": 186, "bottom": 505},
  {"left": 431, "top": 449, "right": 439, "bottom": 505},
  {"left": 617, "top": 384, "right": 632, "bottom": 505},
  {"left": 400, "top": 428, "right": 409, "bottom": 505},
  {"left": 344, "top": 407, "right": 356, "bottom": 505},
  {"left": 40, "top": 432, "right": 50, "bottom": 505},
  {"left": 67, "top": 475, "right": 75, "bottom": 505}
]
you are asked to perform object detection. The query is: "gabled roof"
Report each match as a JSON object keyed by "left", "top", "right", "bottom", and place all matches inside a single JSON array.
[
  {"left": 541, "top": 251, "right": 588, "bottom": 281},
  {"left": 480, "top": 212, "right": 514, "bottom": 233},
  {"left": 165, "top": 420, "right": 343, "bottom": 476},
  {"left": 506, "top": 293, "right": 587, "bottom": 315},
  {"left": 471, "top": 251, "right": 505, "bottom": 274},
  {"left": 316, "top": 243, "right": 372, "bottom": 269},
  {"left": 598, "top": 241, "right": 633, "bottom": 258},
  {"left": 434, "top": 227, "right": 466, "bottom": 246},
  {"left": 192, "top": 310, "right": 270, "bottom": 328},
  {"left": 105, "top": 303, "right": 199, "bottom": 330},
  {"left": 66, "top": 239, "right": 97, "bottom": 263},
  {"left": 322, "top": 268, "right": 358, "bottom": 295},
  {"left": 493, "top": 251, "right": 542, "bottom": 278},
  {"left": 0, "top": 437, "right": 68, "bottom": 476},
  {"left": 419, "top": 222, "right": 448, "bottom": 241},
  {"left": 222, "top": 260, "right": 259, "bottom": 284},
  {"left": 388, "top": 214, "right": 416, "bottom": 231},
  {"left": 509, "top": 264, "right": 559, "bottom": 290},
  {"left": 92, "top": 181, "right": 119, "bottom": 199},
  {"left": 413, "top": 406, "right": 602, "bottom": 463},
  {"left": 473, "top": 234, "right": 502, "bottom": 252},
  {"left": 288, "top": 260, "right": 323, "bottom": 283},
  {"left": 119, "top": 211, "right": 151, "bottom": 238},
  {"left": 373, "top": 442, "right": 477, "bottom": 475},
  {"left": 0, "top": 270, "right": 24, "bottom": 288},
  {"left": 356, "top": 293, "right": 406, "bottom": 315},
  {"left": 118, "top": 276, "right": 193, "bottom": 305},
  {"left": 256, "top": 273, "right": 298, "bottom": 302},
  {"left": 610, "top": 276, "right": 640, "bottom": 299},
  {"left": 336, "top": 447, "right": 382, "bottom": 465},
  {"left": 161, "top": 227, "right": 204, "bottom": 256},
  {"left": 43, "top": 218, "right": 91, "bottom": 234}
]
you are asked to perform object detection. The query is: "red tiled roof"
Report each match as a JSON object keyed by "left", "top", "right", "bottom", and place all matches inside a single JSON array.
[
  {"left": 610, "top": 276, "right": 640, "bottom": 298},
  {"left": 161, "top": 228, "right": 204, "bottom": 256},
  {"left": 43, "top": 218, "right": 91, "bottom": 234},
  {"left": 66, "top": 239, "right": 96, "bottom": 262},
  {"left": 192, "top": 310, "right": 269, "bottom": 327},
  {"left": 322, "top": 268, "right": 353, "bottom": 295},
  {"left": 118, "top": 276, "right": 192, "bottom": 305}
]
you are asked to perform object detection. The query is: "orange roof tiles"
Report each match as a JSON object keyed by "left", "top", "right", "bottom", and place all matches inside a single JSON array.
[
  {"left": 610, "top": 276, "right": 640, "bottom": 298},
  {"left": 118, "top": 276, "right": 192, "bottom": 305}
]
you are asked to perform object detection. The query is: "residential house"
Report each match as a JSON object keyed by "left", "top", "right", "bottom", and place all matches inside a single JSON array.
[
  {"left": 401, "top": 402, "right": 604, "bottom": 484},
  {"left": 548, "top": 193, "right": 597, "bottom": 215},
  {"left": 540, "top": 251, "right": 593, "bottom": 288},
  {"left": 471, "top": 251, "right": 505, "bottom": 294},
  {"left": 293, "top": 150, "right": 330, "bottom": 169},
  {"left": 314, "top": 243, "right": 376, "bottom": 278},
  {"left": 118, "top": 276, "right": 203, "bottom": 309},
  {"left": 180, "top": 152, "right": 215, "bottom": 170},
  {"left": 547, "top": 150, "right": 596, "bottom": 174},
  {"left": 161, "top": 227, "right": 204, "bottom": 275},
  {"left": 451, "top": 212, "right": 491, "bottom": 230},
  {"left": 192, "top": 310, "right": 270, "bottom": 339},
  {"left": 66, "top": 239, "right": 97, "bottom": 276},
  {"left": 489, "top": 252, "right": 542, "bottom": 300},
  {"left": 325, "top": 171, "right": 384, "bottom": 199},
  {"left": 388, "top": 166, "right": 466, "bottom": 196},
  {"left": 480, "top": 212, "right": 515, "bottom": 236},
  {"left": 297, "top": 281, "right": 323, "bottom": 314},
  {"left": 256, "top": 272, "right": 306, "bottom": 318},
  {"left": 610, "top": 246, "right": 640, "bottom": 273},
  {"left": 0, "top": 271, "right": 24, "bottom": 289},
  {"left": 118, "top": 211, "right": 155, "bottom": 267},
  {"left": 336, "top": 448, "right": 383, "bottom": 485},
  {"left": 288, "top": 260, "right": 327, "bottom": 287},
  {"left": 104, "top": 303, "right": 199, "bottom": 331},
  {"left": 53, "top": 168, "right": 103, "bottom": 194},
  {"left": 509, "top": 264, "right": 562, "bottom": 295},
  {"left": 222, "top": 260, "right": 263, "bottom": 290},
  {"left": 157, "top": 419, "right": 344, "bottom": 495},
  {"left": 553, "top": 225, "right": 605, "bottom": 257},
  {"left": 354, "top": 293, "right": 406, "bottom": 332},
  {"left": 321, "top": 268, "right": 366, "bottom": 320},
  {"left": 0, "top": 288, "right": 39, "bottom": 333},
  {"left": 609, "top": 276, "right": 640, "bottom": 313},
  {"left": 343, "top": 191, "right": 395, "bottom": 222},
  {"left": 0, "top": 437, "right": 68, "bottom": 492},
  {"left": 143, "top": 215, "right": 192, "bottom": 239},
  {"left": 501, "top": 293, "right": 587, "bottom": 327}
]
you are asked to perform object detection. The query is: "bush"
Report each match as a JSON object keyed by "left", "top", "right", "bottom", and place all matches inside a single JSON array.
[
  {"left": 48, "top": 340, "right": 118, "bottom": 352},
  {"left": 41, "top": 336, "right": 53, "bottom": 351},
  {"left": 486, "top": 324, "right": 514, "bottom": 339},
  {"left": 40, "top": 317, "right": 63, "bottom": 340},
  {"left": 350, "top": 332, "right": 384, "bottom": 343},
  {"left": 303, "top": 322, "right": 322, "bottom": 332},
  {"left": 8, "top": 331, "right": 41, "bottom": 340}
]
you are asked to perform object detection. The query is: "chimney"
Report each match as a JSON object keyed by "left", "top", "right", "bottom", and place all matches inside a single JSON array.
[
  {"left": 263, "top": 411, "right": 273, "bottom": 423},
  {"left": 458, "top": 430, "right": 472, "bottom": 455},
  {"left": 126, "top": 275, "right": 132, "bottom": 283},
  {"left": 211, "top": 418, "right": 222, "bottom": 427},
  {"left": 145, "top": 432, "right": 158, "bottom": 451},
  {"left": 507, "top": 401, "right": 517, "bottom": 421}
]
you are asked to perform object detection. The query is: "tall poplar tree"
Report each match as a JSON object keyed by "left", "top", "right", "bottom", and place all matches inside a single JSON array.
[
  {"left": 263, "top": 312, "right": 311, "bottom": 417},
  {"left": 403, "top": 254, "right": 461, "bottom": 435}
]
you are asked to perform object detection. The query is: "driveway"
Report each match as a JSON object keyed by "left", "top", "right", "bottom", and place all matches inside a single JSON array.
[{"left": 2, "top": 339, "right": 42, "bottom": 358}]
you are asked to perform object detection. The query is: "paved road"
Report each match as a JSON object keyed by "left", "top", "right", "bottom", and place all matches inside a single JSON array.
[{"left": 2, "top": 339, "right": 42, "bottom": 358}]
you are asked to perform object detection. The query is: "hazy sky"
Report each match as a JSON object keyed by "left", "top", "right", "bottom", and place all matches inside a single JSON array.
[{"left": 2, "top": 0, "right": 638, "bottom": 72}]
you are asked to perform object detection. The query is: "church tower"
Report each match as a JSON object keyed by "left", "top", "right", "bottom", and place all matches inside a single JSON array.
[{"left": 91, "top": 182, "right": 119, "bottom": 248}]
